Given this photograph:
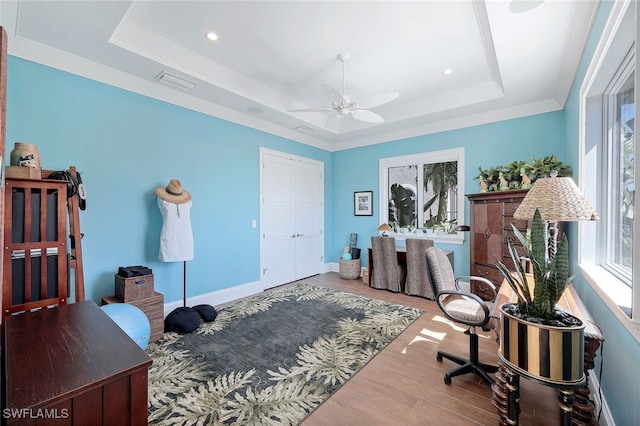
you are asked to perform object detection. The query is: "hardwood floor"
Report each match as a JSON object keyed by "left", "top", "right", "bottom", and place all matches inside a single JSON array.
[{"left": 282, "top": 272, "right": 562, "bottom": 426}]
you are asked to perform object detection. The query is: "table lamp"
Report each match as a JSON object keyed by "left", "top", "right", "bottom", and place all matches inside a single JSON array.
[
  {"left": 377, "top": 223, "right": 393, "bottom": 236},
  {"left": 513, "top": 171, "right": 599, "bottom": 258}
]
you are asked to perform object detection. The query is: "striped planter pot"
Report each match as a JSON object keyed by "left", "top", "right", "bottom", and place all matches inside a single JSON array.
[{"left": 498, "top": 303, "right": 585, "bottom": 386}]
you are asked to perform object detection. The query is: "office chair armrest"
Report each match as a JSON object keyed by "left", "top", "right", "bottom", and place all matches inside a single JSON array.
[
  {"left": 455, "top": 275, "right": 497, "bottom": 300},
  {"left": 436, "top": 290, "right": 491, "bottom": 327}
]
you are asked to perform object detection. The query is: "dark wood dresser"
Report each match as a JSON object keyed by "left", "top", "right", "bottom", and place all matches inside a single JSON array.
[
  {"left": 2, "top": 300, "right": 152, "bottom": 425},
  {"left": 467, "top": 190, "right": 530, "bottom": 299}
]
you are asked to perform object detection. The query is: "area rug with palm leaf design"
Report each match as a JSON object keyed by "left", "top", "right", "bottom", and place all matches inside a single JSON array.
[{"left": 147, "top": 283, "right": 423, "bottom": 425}]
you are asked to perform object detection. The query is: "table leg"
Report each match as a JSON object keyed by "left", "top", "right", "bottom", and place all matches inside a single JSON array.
[
  {"left": 504, "top": 366, "right": 520, "bottom": 425},
  {"left": 558, "top": 389, "right": 575, "bottom": 426},
  {"left": 491, "top": 363, "right": 508, "bottom": 425}
]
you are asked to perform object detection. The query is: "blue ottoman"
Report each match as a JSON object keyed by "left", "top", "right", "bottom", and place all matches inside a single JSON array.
[{"left": 101, "top": 303, "right": 151, "bottom": 350}]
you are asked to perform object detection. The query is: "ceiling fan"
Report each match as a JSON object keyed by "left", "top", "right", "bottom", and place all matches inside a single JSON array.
[{"left": 289, "top": 53, "right": 399, "bottom": 127}]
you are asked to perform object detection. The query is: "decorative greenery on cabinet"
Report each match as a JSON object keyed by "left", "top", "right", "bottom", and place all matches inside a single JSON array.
[{"left": 475, "top": 155, "right": 571, "bottom": 192}]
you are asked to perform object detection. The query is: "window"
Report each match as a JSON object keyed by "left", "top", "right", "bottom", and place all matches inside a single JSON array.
[
  {"left": 603, "top": 66, "right": 634, "bottom": 285},
  {"left": 580, "top": 0, "right": 639, "bottom": 339},
  {"left": 379, "top": 148, "right": 465, "bottom": 244}
]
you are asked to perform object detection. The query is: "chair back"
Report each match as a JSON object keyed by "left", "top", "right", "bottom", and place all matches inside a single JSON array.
[
  {"left": 405, "top": 238, "right": 435, "bottom": 299},
  {"left": 425, "top": 246, "right": 456, "bottom": 293},
  {"left": 370, "top": 236, "right": 403, "bottom": 292}
]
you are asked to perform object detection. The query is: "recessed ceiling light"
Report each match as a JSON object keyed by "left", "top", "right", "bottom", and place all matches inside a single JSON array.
[
  {"left": 443, "top": 68, "right": 453, "bottom": 75},
  {"left": 247, "top": 106, "right": 263, "bottom": 114},
  {"left": 205, "top": 32, "right": 218, "bottom": 41}
]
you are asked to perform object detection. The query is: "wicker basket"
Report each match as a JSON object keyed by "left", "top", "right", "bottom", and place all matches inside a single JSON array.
[{"left": 339, "top": 258, "right": 361, "bottom": 280}]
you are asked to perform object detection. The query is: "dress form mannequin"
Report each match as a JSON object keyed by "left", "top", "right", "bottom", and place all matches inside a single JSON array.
[
  {"left": 156, "top": 179, "right": 193, "bottom": 307},
  {"left": 156, "top": 180, "right": 217, "bottom": 333}
]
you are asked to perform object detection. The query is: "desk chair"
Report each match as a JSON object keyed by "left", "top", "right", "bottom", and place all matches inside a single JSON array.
[
  {"left": 425, "top": 246, "right": 499, "bottom": 385},
  {"left": 370, "top": 236, "right": 405, "bottom": 292}
]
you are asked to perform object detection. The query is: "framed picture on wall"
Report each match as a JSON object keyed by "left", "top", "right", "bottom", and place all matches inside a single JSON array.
[{"left": 354, "top": 191, "right": 373, "bottom": 216}]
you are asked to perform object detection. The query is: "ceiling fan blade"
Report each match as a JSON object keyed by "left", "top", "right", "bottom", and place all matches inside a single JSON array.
[
  {"left": 288, "top": 108, "right": 333, "bottom": 113},
  {"left": 356, "top": 91, "right": 399, "bottom": 109},
  {"left": 321, "top": 83, "right": 344, "bottom": 105},
  {"left": 326, "top": 113, "right": 344, "bottom": 128},
  {"left": 352, "top": 109, "right": 384, "bottom": 124}
]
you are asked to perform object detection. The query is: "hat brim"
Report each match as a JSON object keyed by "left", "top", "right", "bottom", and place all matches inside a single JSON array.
[{"left": 155, "top": 187, "right": 192, "bottom": 203}]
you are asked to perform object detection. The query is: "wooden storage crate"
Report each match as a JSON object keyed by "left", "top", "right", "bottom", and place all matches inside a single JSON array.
[
  {"left": 115, "top": 273, "right": 154, "bottom": 302},
  {"left": 5, "top": 165, "right": 41, "bottom": 180},
  {"left": 102, "top": 291, "right": 164, "bottom": 343}
]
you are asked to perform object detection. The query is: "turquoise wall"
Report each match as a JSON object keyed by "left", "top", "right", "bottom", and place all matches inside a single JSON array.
[
  {"left": 5, "top": 57, "right": 332, "bottom": 304},
  {"left": 331, "top": 112, "right": 565, "bottom": 276},
  {"left": 563, "top": 1, "right": 640, "bottom": 424}
]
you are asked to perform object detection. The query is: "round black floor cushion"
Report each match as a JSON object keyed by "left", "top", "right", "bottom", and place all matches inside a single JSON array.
[
  {"left": 193, "top": 304, "right": 217, "bottom": 322},
  {"left": 164, "top": 307, "right": 201, "bottom": 333}
]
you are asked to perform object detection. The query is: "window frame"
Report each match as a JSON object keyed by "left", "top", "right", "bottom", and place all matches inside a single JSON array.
[
  {"left": 579, "top": 0, "right": 640, "bottom": 341},
  {"left": 378, "top": 147, "right": 465, "bottom": 245}
]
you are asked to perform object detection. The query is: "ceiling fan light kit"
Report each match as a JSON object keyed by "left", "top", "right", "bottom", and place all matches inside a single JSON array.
[{"left": 289, "top": 52, "right": 399, "bottom": 126}]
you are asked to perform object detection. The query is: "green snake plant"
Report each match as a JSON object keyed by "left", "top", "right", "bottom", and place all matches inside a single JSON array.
[{"left": 496, "top": 208, "right": 574, "bottom": 320}]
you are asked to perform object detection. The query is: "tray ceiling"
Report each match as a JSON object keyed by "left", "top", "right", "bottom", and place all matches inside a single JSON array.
[{"left": 0, "top": 0, "right": 599, "bottom": 151}]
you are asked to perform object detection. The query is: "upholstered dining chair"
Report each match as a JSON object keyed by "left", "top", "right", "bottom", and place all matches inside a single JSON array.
[
  {"left": 404, "top": 238, "right": 435, "bottom": 299},
  {"left": 370, "top": 236, "right": 405, "bottom": 292},
  {"left": 424, "top": 246, "right": 499, "bottom": 385}
]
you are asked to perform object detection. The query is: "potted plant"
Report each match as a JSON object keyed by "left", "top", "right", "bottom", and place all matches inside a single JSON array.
[{"left": 495, "top": 208, "right": 585, "bottom": 385}]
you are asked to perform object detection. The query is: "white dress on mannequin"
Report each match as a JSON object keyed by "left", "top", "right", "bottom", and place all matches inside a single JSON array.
[{"left": 157, "top": 198, "right": 194, "bottom": 262}]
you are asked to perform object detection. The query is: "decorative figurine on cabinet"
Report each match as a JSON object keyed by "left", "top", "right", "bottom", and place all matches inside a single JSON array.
[
  {"left": 520, "top": 167, "right": 532, "bottom": 189},
  {"left": 499, "top": 172, "right": 509, "bottom": 191}
]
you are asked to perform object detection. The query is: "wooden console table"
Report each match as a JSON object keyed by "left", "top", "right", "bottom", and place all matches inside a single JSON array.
[
  {"left": 2, "top": 300, "right": 152, "bottom": 425},
  {"left": 491, "top": 282, "right": 604, "bottom": 425}
]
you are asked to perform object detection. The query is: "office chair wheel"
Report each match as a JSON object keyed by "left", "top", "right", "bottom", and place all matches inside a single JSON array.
[
  {"left": 436, "top": 353, "right": 443, "bottom": 362},
  {"left": 444, "top": 373, "right": 451, "bottom": 385}
]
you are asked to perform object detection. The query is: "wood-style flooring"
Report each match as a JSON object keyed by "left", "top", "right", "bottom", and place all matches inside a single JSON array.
[{"left": 277, "top": 272, "right": 562, "bottom": 426}]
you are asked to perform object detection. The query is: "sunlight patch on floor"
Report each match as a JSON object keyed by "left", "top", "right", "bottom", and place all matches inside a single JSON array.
[
  {"left": 401, "top": 327, "right": 447, "bottom": 354},
  {"left": 432, "top": 314, "right": 467, "bottom": 332}
]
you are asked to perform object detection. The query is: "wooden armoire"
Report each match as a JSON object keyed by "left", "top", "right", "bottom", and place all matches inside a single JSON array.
[{"left": 467, "top": 189, "right": 530, "bottom": 300}]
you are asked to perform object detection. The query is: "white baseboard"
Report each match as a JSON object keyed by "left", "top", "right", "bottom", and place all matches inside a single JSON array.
[
  {"left": 163, "top": 280, "right": 262, "bottom": 317},
  {"left": 587, "top": 370, "right": 613, "bottom": 426},
  {"left": 327, "top": 261, "right": 339, "bottom": 273}
]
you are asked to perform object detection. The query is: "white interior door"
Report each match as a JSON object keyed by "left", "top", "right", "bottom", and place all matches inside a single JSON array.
[
  {"left": 260, "top": 149, "right": 323, "bottom": 290},
  {"left": 294, "top": 159, "right": 323, "bottom": 279}
]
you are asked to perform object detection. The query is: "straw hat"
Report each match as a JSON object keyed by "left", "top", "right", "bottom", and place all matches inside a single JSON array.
[{"left": 155, "top": 179, "right": 191, "bottom": 203}]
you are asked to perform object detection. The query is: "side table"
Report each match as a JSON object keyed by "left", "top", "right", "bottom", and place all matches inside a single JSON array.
[{"left": 491, "top": 282, "right": 604, "bottom": 425}]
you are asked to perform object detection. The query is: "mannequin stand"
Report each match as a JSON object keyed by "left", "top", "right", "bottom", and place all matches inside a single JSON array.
[{"left": 183, "top": 261, "right": 187, "bottom": 307}]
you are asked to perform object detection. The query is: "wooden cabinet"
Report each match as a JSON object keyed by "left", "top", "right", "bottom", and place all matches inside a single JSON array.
[
  {"left": 0, "top": 27, "right": 8, "bottom": 322},
  {"left": 2, "top": 178, "right": 68, "bottom": 316},
  {"left": 467, "top": 190, "right": 530, "bottom": 300},
  {"left": 3, "top": 300, "right": 152, "bottom": 425}
]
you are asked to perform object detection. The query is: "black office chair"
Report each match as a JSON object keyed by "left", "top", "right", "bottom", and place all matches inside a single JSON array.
[{"left": 425, "top": 246, "right": 499, "bottom": 385}]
